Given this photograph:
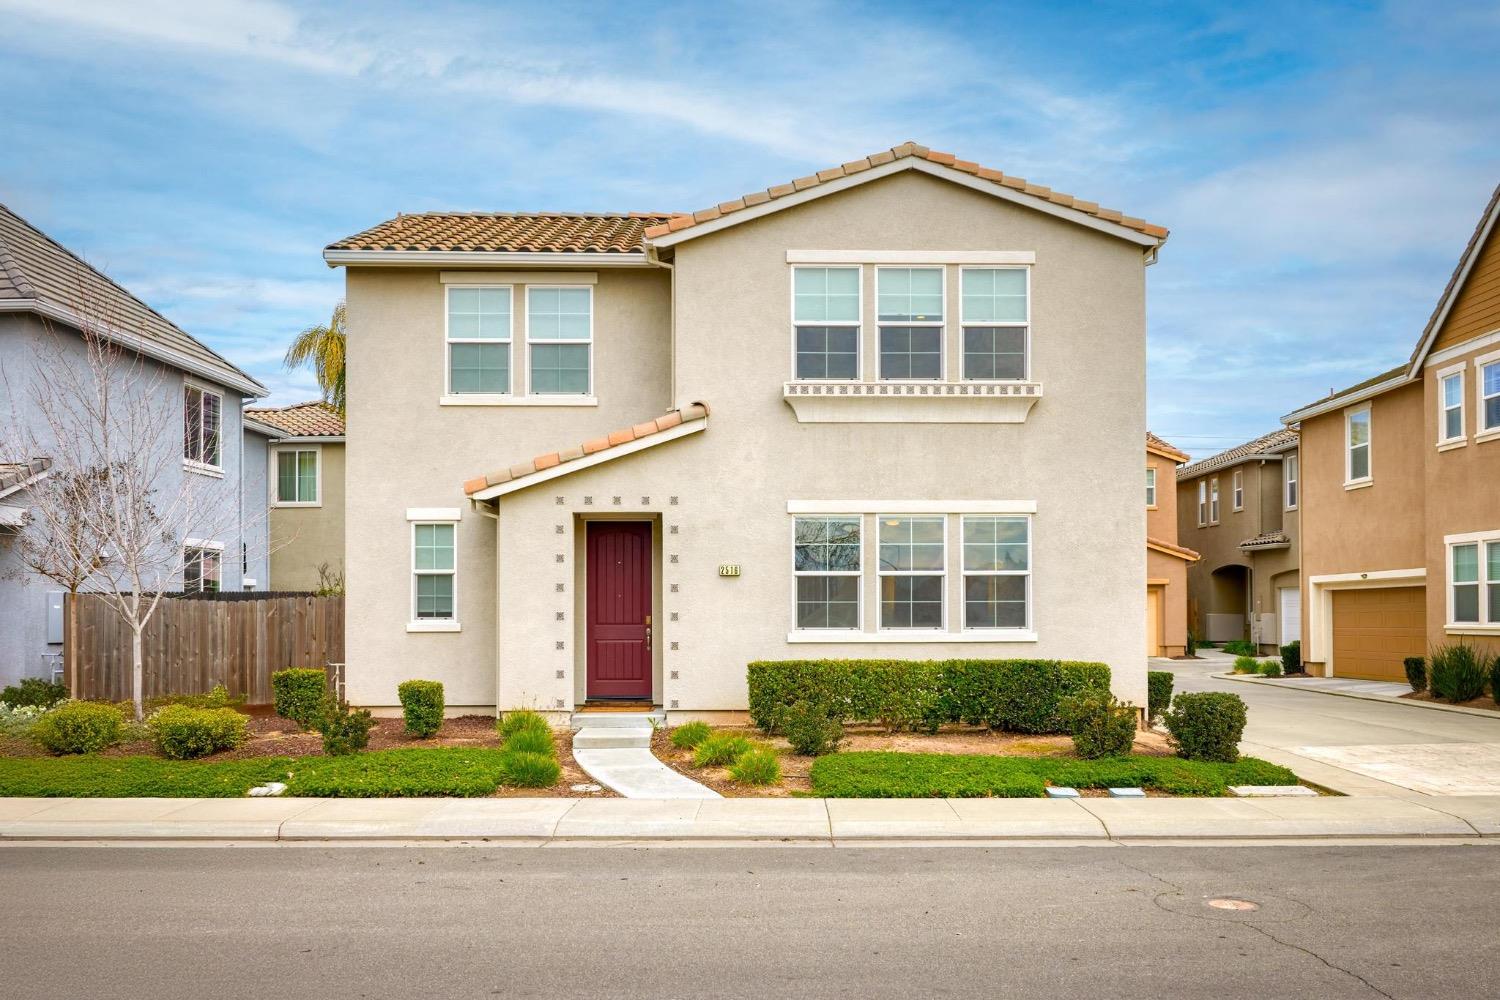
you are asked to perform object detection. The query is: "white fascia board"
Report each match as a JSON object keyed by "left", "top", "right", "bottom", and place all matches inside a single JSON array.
[
  {"left": 267, "top": 434, "right": 345, "bottom": 444},
  {"left": 786, "top": 500, "right": 1037, "bottom": 514},
  {"left": 440, "top": 270, "right": 598, "bottom": 284},
  {"left": 1424, "top": 328, "right": 1500, "bottom": 368},
  {"left": 242, "top": 418, "right": 284, "bottom": 438},
  {"left": 787, "top": 250, "right": 1036, "bottom": 265},
  {"left": 471, "top": 419, "right": 707, "bottom": 501},
  {"left": 1281, "top": 373, "right": 1412, "bottom": 424},
  {"left": 323, "top": 250, "right": 649, "bottom": 268},
  {"left": 787, "top": 629, "right": 1039, "bottom": 644},
  {"left": 1407, "top": 199, "right": 1500, "bottom": 376},
  {"left": 1308, "top": 568, "right": 1425, "bottom": 586}
]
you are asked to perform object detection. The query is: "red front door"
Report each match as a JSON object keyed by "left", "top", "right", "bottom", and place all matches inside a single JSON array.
[{"left": 585, "top": 521, "right": 653, "bottom": 700}]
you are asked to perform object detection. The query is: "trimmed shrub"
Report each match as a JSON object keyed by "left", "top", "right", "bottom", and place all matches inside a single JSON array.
[
  {"left": 497, "top": 709, "right": 550, "bottom": 740},
  {"left": 147, "top": 684, "right": 246, "bottom": 712},
  {"left": 1232, "top": 655, "right": 1260, "bottom": 674},
  {"left": 1163, "top": 692, "right": 1247, "bottom": 763},
  {"left": 1279, "top": 640, "right": 1301, "bottom": 675},
  {"left": 146, "top": 705, "right": 247, "bottom": 760},
  {"left": 271, "top": 668, "right": 327, "bottom": 728},
  {"left": 502, "top": 726, "right": 555, "bottom": 756},
  {"left": 1223, "top": 640, "right": 1256, "bottom": 657},
  {"left": 1429, "top": 643, "right": 1486, "bottom": 703},
  {"left": 778, "top": 699, "right": 845, "bottom": 756},
  {"left": 316, "top": 701, "right": 374, "bottom": 756},
  {"left": 499, "top": 751, "right": 561, "bottom": 788},
  {"left": 397, "top": 679, "right": 445, "bottom": 738},
  {"left": 1404, "top": 656, "right": 1427, "bottom": 693},
  {"left": 670, "top": 721, "right": 712, "bottom": 749},
  {"left": 693, "top": 733, "right": 752, "bottom": 767},
  {"left": 1, "top": 677, "right": 69, "bottom": 709},
  {"left": 729, "top": 747, "right": 782, "bottom": 786},
  {"left": 31, "top": 701, "right": 125, "bottom": 755},
  {"left": 1147, "top": 671, "right": 1174, "bottom": 724},
  {"left": 1258, "top": 661, "right": 1283, "bottom": 678},
  {"left": 1060, "top": 692, "right": 1137, "bottom": 759},
  {"left": 1186, "top": 630, "right": 1199, "bottom": 657}
]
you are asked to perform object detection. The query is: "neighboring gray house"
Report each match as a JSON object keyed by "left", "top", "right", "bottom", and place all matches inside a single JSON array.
[{"left": 0, "top": 204, "right": 269, "bottom": 689}]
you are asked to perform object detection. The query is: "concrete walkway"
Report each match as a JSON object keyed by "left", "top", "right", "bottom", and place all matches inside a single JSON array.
[
  {"left": 569, "top": 713, "right": 718, "bottom": 799},
  {"left": 2, "top": 794, "right": 1499, "bottom": 844}
]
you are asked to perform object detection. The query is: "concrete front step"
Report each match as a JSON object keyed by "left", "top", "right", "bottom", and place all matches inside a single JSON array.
[
  {"left": 572, "top": 727, "right": 653, "bottom": 750},
  {"left": 569, "top": 711, "right": 665, "bottom": 731}
]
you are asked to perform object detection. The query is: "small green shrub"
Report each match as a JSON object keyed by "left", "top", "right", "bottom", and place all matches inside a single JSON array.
[
  {"left": 1146, "top": 671, "right": 1173, "bottom": 723},
  {"left": 1060, "top": 692, "right": 1137, "bottom": 759},
  {"left": 1, "top": 677, "right": 69, "bottom": 709},
  {"left": 1163, "top": 692, "right": 1247, "bottom": 763},
  {"left": 1258, "top": 661, "right": 1283, "bottom": 678},
  {"left": 670, "top": 721, "right": 712, "bottom": 749},
  {"left": 729, "top": 747, "right": 782, "bottom": 785},
  {"left": 502, "top": 726, "right": 555, "bottom": 756},
  {"left": 271, "top": 668, "right": 327, "bottom": 728},
  {"left": 146, "top": 705, "right": 247, "bottom": 760},
  {"left": 1186, "top": 630, "right": 1199, "bottom": 657},
  {"left": 396, "top": 679, "right": 445, "bottom": 738},
  {"left": 1404, "top": 656, "right": 1427, "bottom": 693},
  {"left": 31, "top": 701, "right": 125, "bottom": 755},
  {"left": 1279, "top": 640, "right": 1301, "bottom": 674},
  {"left": 497, "top": 709, "right": 550, "bottom": 740},
  {"left": 316, "top": 700, "right": 374, "bottom": 756},
  {"left": 778, "top": 699, "right": 845, "bottom": 756},
  {"left": 147, "top": 684, "right": 246, "bottom": 712},
  {"left": 1429, "top": 643, "right": 1486, "bottom": 703},
  {"left": 0, "top": 702, "right": 49, "bottom": 736},
  {"left": 1223, "top": 640, "right": 1256, "bottom": 657},
  {"left": 1232, "top": 655, "right": 1260, "bottom": 674},
  {"left": 1491, "top": 655, "right": 1500, "bottom": 707},
  {"left": 499, "top": 751, "right": 561, "bottom": 788},
  {"left": 693, "top": 732, "right": 752, "bottom": 767}
]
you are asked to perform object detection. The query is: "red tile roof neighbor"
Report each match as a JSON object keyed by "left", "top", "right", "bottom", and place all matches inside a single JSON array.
[
  {"left": 327, "top": 213, "right": 676, "bottom": 254},
  {"left": 464, "top": 402, "right": 708, "bottom": 496},
  {"left": 244, "top": 400, "right": 345, "bottom": 437},
  {"left": 1146, "top": 431, "right": 1190, "bottom": 464},
  {"left": 643, "top": 141, "right": 1168, "bottom": 242},
  {"left": 1147, "top": 536, "right": 1200, "bottom": 562},
  {"left": 1177, "top": 427, "right": 1298, "bottom": 480}
]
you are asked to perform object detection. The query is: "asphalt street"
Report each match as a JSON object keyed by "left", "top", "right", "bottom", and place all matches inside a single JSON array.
[{"left": 2, "top": 845, "right": 1494, "bottom": 999}]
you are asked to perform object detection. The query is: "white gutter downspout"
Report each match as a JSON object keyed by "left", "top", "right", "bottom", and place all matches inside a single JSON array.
[{"left": 646, "top": 246, "right": 676, "bottom": 408}]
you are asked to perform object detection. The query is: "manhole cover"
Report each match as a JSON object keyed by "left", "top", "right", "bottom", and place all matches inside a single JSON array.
[{"left": 1207, "top": 898, "right": 1260, "bottom": 911}]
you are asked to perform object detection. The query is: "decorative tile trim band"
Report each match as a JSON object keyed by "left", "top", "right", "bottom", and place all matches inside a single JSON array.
[{"left": 783, "top": 380, "right": 1042, "bottom": 398}]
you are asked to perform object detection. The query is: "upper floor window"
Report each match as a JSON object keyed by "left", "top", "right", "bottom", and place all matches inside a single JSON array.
[
  {"left": 1346, "top": 405, "right": 1372, "bottom": 484},
  {"left": 1284, "top": 454, "right": 1299, "bottom": 510},
  {"left": 1447, "top": 532, "right": 1500, "bottom": 627},
  {"left": 877, "top": 515, "right": 946, "bottom": 629},
  {"left": 1145, "top": 467, "right": 1157, "bottom": 508},
  {"left": 1197, "top": 481, "right": 1208, "bottom": 526},
  {"left": 1231, "top": 470, "right": 1244, "bottom": 511},
  {"left": 1439, "top": 369, "right": 1465, "bottom": 444},
  {"left": 184, "top": 543, "right": 221, "bottom": 594},
  {"left": 792, "top": 515, "right": 861, "bottom": 629},
  {"left": 275, "top": 448, "right": 319, "bottom": 506},
  {"left": 526, "top": 286, "right": 592, "bottom": 395},
  {"left": 1481, "top": 358, "right": 1500, "bottom": 434},
  {"left": 960, "top": 268, "right": 1028, "bottom": 380},
  {"left": 792, "top": 266, "right": 860, "bottom": 380},
  {"left": 447, "top": 286, "right": 511, "bottom": 395},
  {"left": 183, "top": 385, "right": 222, "bottom": 469},
  {"left": 876, "top": 267, "right": 943, "bottom": 380},
  {"left": 1209, "top": 477, "right": 1220, "bottom": 523}
]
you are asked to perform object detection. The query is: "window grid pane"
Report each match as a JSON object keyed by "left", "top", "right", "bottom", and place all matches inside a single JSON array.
[
  {"left": 877, "top": 516, "right": 944, "bottom": 630},
  {"left": 962, "top": 515, "right": 1029, "bottom": 630},
  {"left": 794, "top": 517, "right": 860, "bottom": 572},
  {"left": 297, "top": 450, "right": 317, "bottom": 501},
  {"left": 529, "top": 343, "right": 590, "bottom": 395},
  {"left": 795, "top": 326, "right": 858, "bottom": 380},
  {"left": 962, "top": 326, "right": 1026, "bottom": 380},
  {"left": 276, "top": 452, "right": 297, "bottom": 503},
  {"left": 880, "top": 575, "right": 943, "bottom": 629},
  {"left": 794, "top": 267, "right": 859, "bottom": 323},
  {"left": 1484, "top": 363, "right": 1500, "bottom": 429},
  {"left": 877, "top": 267, "right": 943, "bottom": 322},
  {"left": 447, "top": 286, "right": 511, "bottom": 340},
  {"left": 879, "top": 326, "right": 942, "bottom": 379},
  {"left": 796, "top": 576, "right": 859, "bottom": 629},
  {"left": 961, "top": 268, "right": 1027, "bottom": 323}
]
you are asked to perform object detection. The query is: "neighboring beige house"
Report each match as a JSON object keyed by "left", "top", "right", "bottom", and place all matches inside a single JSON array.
[
  {"left": 324, "top": 142, "right": 1169, "bottom": 720},
  {"left": 1146, "top": 432, "right": 1196, "bottom": 657},
  {"left": 1175, "top": 428, "right": 1300, "bottom": 652},
  {"left": 1285, "top": 181, "right": 1500, "bottom": 680},
  {"left": 243, "top": 401, "right": 345, "bottom": 592}
]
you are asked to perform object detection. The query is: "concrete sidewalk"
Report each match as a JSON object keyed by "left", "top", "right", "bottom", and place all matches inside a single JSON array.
[{"left": 3, "top": 794, "right": 1499, "bottom": 844}]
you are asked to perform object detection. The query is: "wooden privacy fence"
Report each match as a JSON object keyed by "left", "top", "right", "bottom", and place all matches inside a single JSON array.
[{"left": 66, "top": 594, "right": 344, "bottom": 705}]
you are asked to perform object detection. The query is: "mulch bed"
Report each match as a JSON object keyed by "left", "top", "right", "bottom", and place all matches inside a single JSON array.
[{"left": 1400, "top": 691, "right": 1500, "bottom": 713}]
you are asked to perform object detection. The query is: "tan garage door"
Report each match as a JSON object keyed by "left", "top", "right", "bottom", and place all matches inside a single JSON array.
[
  {"left": 1331, "top": 586, "right": 1426, "bottom": 681},
  {"left": 1146, "top": 586, "right": 1163, "bottom": 657}
]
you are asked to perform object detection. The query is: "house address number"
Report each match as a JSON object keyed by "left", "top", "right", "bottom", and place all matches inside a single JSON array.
[{"left": 718, "top": 564, "right": 741, "bottom": 578}]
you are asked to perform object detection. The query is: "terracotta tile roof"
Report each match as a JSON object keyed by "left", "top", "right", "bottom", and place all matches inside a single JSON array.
[
  {"left": 1146, "top": 431, "right": 1189, "bottom": 464},
  {"left": 0, "top": 204, "right": 264, "bottom": 395},
  {"left": 0, "top": 457, "right": 51, "bottom": 500},
  {"left": 1239, "top": 531, "right": 1291, "bottom": 550},
  {"left": 1147, "top": 536, "right": 1200, "bottom": 562},
  {"left": 643, "top": 141, "right": 1168, "bottom": 243},
  {"left": 327, "top": 213, "right": 675, "bottom": 254},
  {"left": 244, "top": 400, "right": 345, "bottom": 437},
  {"left": 464, "top": 402, "right": 709, "bottom": 496},
  {"left": 1178, "top": 428, "right": 1299, "bottom": 480}
]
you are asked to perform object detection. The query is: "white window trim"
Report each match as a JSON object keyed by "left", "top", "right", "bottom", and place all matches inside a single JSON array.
[
  {"left": 1197, "top": 480, "right": 1208, "bottom": 526},
  {"left": 960, "top": 514, "right": 1031, "bottom": 634},
  {"left": 790, "top": 514, "right": 863, "bottom": 633},
  {"left": 524, "top": 284, "right": 594, "bottom": 398},
  {"left": 1444, "top": 529, "right": 1500, "bottom": 632},
  {"left": 788, "top": 499, "right": 1036, "bottom": 514},
  {"left": 790, "top": 264, "right": 863, "bottom": 383},
  {"left": 959, "top": 265, "right": 1030, "bottom": 383},
  {"left": 1231, "top": 470, "right": 1244, "bottom": 512},
  {"left": 1436, "top": 362, "right": 1467, "bottom": 447},
  {"left": 876, "top": 265, "right": 946, "bottom": 383},
  {"left": 1478, "top": 351, "right": 1500, "bottom": 440},
  {"left": 183, "top": 380, "right": 224, "bottom": 473},
  {"left": 271, "top": 444, "right": 322, "bottom": 508},
  {"left": 1284, "top": 454, "right": 1299, "bottom": 511},
  {"left": 1345, "top": 403, "right": 1373, "bottom": 487},
  {"left": 183, "top": 540, "right": 224, "bottom": 594},
  {"left": 1145, "top": 467, "right": 1158, "bottom": 509},
  {"left": 407, "top": 508, "right": 461, "bottom": 632},
  {"left": 787, "top": 250, "right": 1035, "bottom": 265},
  {"left": 445, "top": 283, "right": 513, "bottom": 398},
  {"left": 876, "top": 514, "right": 948, "bottom": 633},
  {"left": 1209, "top": 477, "right": 1220, "bottom": 524}
]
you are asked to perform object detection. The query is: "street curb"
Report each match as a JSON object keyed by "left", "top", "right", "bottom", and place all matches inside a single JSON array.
[{"left": 1217, "top": 673, "right": 1500, "bottom": 720}]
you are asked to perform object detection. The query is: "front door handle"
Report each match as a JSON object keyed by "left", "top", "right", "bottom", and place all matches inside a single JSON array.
[{"left": 644, "top": 614, "right": 652, "bottom": 652}]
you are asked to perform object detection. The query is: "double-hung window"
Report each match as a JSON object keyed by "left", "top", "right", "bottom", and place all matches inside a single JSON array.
[
  {"left": 447, "top": 286, "right": 511, "bottom": 395},
  {"left": 877, "top": 515, "right": 945, "bottom": 629},
  {"left": 1448, "top": 534, "right": 1500, "bottom": 627},
  {"left": 1481, "top": 359, "right": 1500, "bottom": 434},
  {"left": 183, "top": 384, "right": 222, "bottom": 469},
  {"left": 962, "top": 515, "right": 1029, "bottom": 630},
  {"left": 792, "top": 267, "right": 860, "bottom": 379},
  {"left": 412, "top": 523, "right": 457, "bottom": 622},
  {"left": 1197, "top": 481, "right": 1208, "bottom": 526},
  {"left": 1209, "top": 478, "right": 1220, "bottom": 523},
  {"left": 1146, "top": 467, "right": 1158, "bottom": 508},
  {"left": 275, "top": 448, "right": 319, "bottom": 505},
  {"left": 960, "top": 267, "right": 1028, "bottom": 380},
  {"left": 1284, "top": 454, "right": 1299, "bottom": 510},
  {"left": 527, "top": 286, "right": 592, "bottom": 395},
  {"left": 183, "top": 544, "right": 221, "bottom": 594},
  {"left": 792, "top": 516, "right": 861, "bottom": 629},
  {"left": 1439, "top": 369, "right": 1465, "bottom": 443},
  {"left": 1231, "top": 470, "right": 1244, "bottom": 511},
  {"left": 1346, "top": 405, "right": 1372, "bottom": 483},
  {"left": 876, "top": 267, "right": 943, "bottom": 380}
]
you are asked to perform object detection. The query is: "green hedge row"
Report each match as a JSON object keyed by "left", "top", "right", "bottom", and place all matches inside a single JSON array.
[{"left": 747, "top": 659, "right": 1112, "bottom": 735}]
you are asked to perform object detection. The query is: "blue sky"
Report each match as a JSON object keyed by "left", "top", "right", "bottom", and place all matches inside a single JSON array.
[{"left": 2, "top": 0, "right": 1497, "bottom": 457}]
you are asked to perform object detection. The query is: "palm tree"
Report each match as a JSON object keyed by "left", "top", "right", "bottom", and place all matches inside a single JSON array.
[{"left": 284, "top": 301, "right": 346, "bottom": 414}]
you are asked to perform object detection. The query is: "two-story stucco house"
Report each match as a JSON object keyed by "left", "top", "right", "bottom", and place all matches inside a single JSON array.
[
  {"left": 244, "top": 401, "right": 346, "bottom": 592},
  {"left": 1146, "top": 432, "right": 1197, "bottom": 658},
  {"left": 325, "top": 143, "right": 1168, "bottom": 721},
  {"left": 1284, "top": 181, "right": 1500, "bottom": 680}
]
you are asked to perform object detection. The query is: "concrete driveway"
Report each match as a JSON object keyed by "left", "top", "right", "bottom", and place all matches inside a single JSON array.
[{"left": 1156, "top": 653, "right": 1500, "bottom": 797}]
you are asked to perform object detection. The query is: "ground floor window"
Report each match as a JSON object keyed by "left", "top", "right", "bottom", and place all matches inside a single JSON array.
[
  {"left": 792, "top": 516, "right": 861, "bottom": 629},
  {"left": 962, "top": 515, "right": 1030, "bottom": 629},
  {"left": 877, "top": 515, "right": 945, "bottom": 629},
  {"left": 413, "top": 522, "right": 457, "bottom": 621},
  {"left": 1448, "top": 531, "right": 1500, "bottom": 626},
  {"left": 183, "top": 544, "right": 221, "bottom": 594}
]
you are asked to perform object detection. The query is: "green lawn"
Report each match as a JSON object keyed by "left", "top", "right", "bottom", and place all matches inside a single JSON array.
[
  {"left": 283, "top": 748, "right": 515, "bottom": 797},
  {"left": 808, "top": 751, "right": 1299, "bottom": 798}
]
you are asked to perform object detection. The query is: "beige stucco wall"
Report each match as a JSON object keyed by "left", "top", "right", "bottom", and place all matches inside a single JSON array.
[{"left": 269, "top": 441, "right": 346, "bottom": 591}]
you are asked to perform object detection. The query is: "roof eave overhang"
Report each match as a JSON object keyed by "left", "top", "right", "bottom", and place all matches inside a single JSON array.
[
  {"left": 645, "top": 158, "right": 1165, "bottom": 252},
  {"left": 1239, "top": 540, "right": 1292, "bottom": 552},
  {"left": 468, "top": 418, "right": 706, "bottom": 502},
  {"left": 1176, "top": 450, "right": 1291, "bottom": 482},
  {"left": 322, "top": 249, "right": 652, "bottom": 268},
  {"left": 1281, "top": 373, "right": 1411, "bottom": 425},
  {"left": 1404, "top": 188, "right": 1500, "bottom": 378},
  {"left": 1147, "top": 539, "right": 1200, "bottom": 563},
  {"left": 1146, "top": 443, "right": 1190, "bottom": 464}
]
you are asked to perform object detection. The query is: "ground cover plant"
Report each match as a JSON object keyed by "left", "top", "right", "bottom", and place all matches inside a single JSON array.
[
  {"left": 693, "top": 733, "right": 753, "bottom": 767},
  {"left": 669, "top": 721, "right": 712, "bottom": 749},
  {"left": 1232, "top": 656, "right": 1259, "bottom": 674},
  {"left": 1222, "top": 640, "right": 1256, "bottom": 657},
  {"left": 284, "top": 747, "right": 515, "bottom": 797},
  {"left": 0, "top": 754, "right": 292, "bottom": 797}
]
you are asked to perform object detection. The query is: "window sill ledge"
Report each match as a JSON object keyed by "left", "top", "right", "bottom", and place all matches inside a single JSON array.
[
  {"left": 273, "top": 502, "right": 322, "bottom": 509},
  {"left": 1437, "top": 438, "right": 1468, "bottom": 452},
  {"left": 786, "top": 630, "right": 1038, "bottom": 644},
  {"left": 1475, "top": 429, "right": 1500, "bottom": 445},
  {"left": 407, "top": 621, "right": 462, "bottom": 633},
  {"left": 782, "top": 381, "right": 1041, "bottom": 423},
  {"left": 1343, "top": 478, "right": 1373, "bottom": 491},
  {"left": 440, "top": 395, "right": 597, "bottom": 407},
  {"left": 1445, "top": 624, "right": 1500, "bottom": 634},
  {"left": 183, "top": 459, "right": 224, "bottom": 479}
]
